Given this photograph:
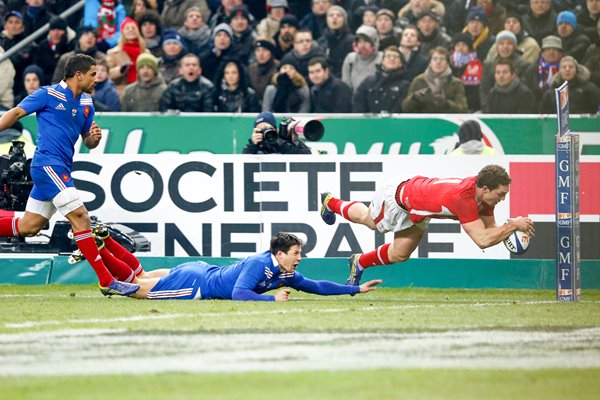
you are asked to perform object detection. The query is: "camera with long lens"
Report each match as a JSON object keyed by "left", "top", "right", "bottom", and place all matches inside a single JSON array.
[
  {"left": 262, "top": 118, "right": 325, "bottom": 146},
  {"left": 260, "top": 126, "right": 279, "bottom": 145},
  {"left": 0, "top": 141, "right": 33, "bottom": 211}
]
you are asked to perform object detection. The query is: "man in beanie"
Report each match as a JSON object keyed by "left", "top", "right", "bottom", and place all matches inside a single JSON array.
[
  {"left": 248, "top": 37, "right": 280, "bottom": 101},
  {"left": 33, "top": 17, "right": 74, "bottom": 85},
  {"left": 177, "top": 6, "right": 210, "bottom": 56},
  {"left": 450, "top": 120, "right": 498, "bottom": 155},
  {"left": 161, "top": 0, "right": 210, "bottom": 29},
  {"left": 556, "top": 11, "right": 590, "bottom": 62},
  {"left": 375, "top": 9, "right": 400, "bottom": 50},
  {"left": 158, "top": 28, "right": 186, "bottom": 84},
  {"left": 228, "top": 5, "right": 257, "bottom": 64},
  {"left": 316, "top": 5, "right": 354, "bottom": 78},
  {"left": 485, "top": 12, "right": 541, "bottom": 64},
  {"left": 280, "top": 29, "right": 325, "bottom": 81},
  {"left": 257, "top": 0, "right": 289, "bottom": 40},
  {"left": 487, "top": 58, "right": 536, "bottom": 113},
  {"left": 522, "top": 35, "right": 563, "bottom": 108},
  {"left": 273, "top": 13, "right": 298, "bottom": 59},
  {"left": 242, "top": 111, "right": 311, "bottom": 154},
  {"left": 342, "top": 24, "right": 382, "bottom": 92},
  {"left": 52, "top": 26, "right": 107, "bottom": 84},
  {"left": 416, "top": 10, "right": 451, "bottom": 57},
  {"left": 522, "top": 0, "right": 557, "bottom": 45},
  {"left": 479, "top": 30, "right": 531, "bottom": 111},
  {"left": 464, "top": 6, "right": 495, "bottom": 60},
  {"left": 122, "top": 52, "right": 167, "bottom": 111},
  {"left": 450, "top": 32, "right": 483, "bottom": 112},
  {"left": 199, "top": 22, "right": 235, "bottom": 81},
  {"left": 300, "top": 0, "right": 331, "bottom": 40},
  {"left": 160, "top": 53, "right": 215, "bottom": 112}
]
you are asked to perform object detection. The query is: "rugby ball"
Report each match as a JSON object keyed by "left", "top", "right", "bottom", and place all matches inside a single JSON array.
[{"left": 504, "top": 230, "right": 530, "bottom": 254}]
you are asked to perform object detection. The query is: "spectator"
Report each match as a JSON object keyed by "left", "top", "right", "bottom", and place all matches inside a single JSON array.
[
  {"left": 248, "top": 37, "right": 280, "bottom": 101},
  {"left": 137, "top": 10, "right": 163, "bottom": 58},
  {"left": 308, "top": 56, "right": 352, "bottom": 112},
  {"left": 0, "top": 11, "right": 30, "bottom": 96},
  {"left": 583, "top": 25, "right": 600, "bottom": 87},
  {"left": 209, "top": 0, "right": 252, "bottom": 29},
  {"left": 228, "top": 5, "right": 257, "bottom": 64},
  {"left": 450, "top": 120, "right": 498, "bottom": 155},
  {"left": 485, "top": 12, "right": 541, "bottom": 64},
  {"left": 14, "top": 64, "right": 42, "bottom": 105},
  {"left": 577, "top": 0, "right": 600, "bottom": 45},
  {"left": 106, "top": 17, "right": 148, "bottom": 95},
  {"left": 375, "top": 9, "right": 400, "bottom": 50},
  {"left": 348, "top": 2, "right": 378, "bottom": 31},
  {"left": 522, "top": 35, "right": 563, "bottom": 107},
  {"left": 416, "top": 10, "right": 451, "bottom": 57},
  {"left": 262, "top": 59, "right": 310, "bottom": 113},
  {"left": 121, "top": 52, "right": 167, "bottom": 112},
  {"left": 52, "top": 26, "right": 107, "bottom": 84},
  {"left": 280, "top": 29, "right": 325, "bottom": 81},
  {"left": 300, "top": 0, "right": 331, "bottom": 40},
  {"left": 522, "top": 0, "right": 557, "bottom": 45},
  {"left": 161, "top": 0, "right": 211, "bottom": 29},
  {"left": 32, "top": 17, "right": 73, "bottom": 85},
  {"left": 83, "top": 0, "right": 127, "bottom": 52},
  {"left": 159, "top": 53, "right": 215, "bottom": 112},
  {"left": 22, "top": 0, "right": 54, "bottom": 44},
  {"left": 177, "top": 6, "right": 211, "bottom": 55},
  {"left": 131, "top": 0, "right": 158, "bottom": 20},
  {"left": 341, "top": 25, "right": 382, "bottom": 93},
  {"left": 256, "top": 0, "right": 289, "bottom": 40},
  {"left": 199, "top": 22, "right": 235, "bottom": 81},
  {"left": 399, "top": 25, "right": 429, "bottom": 81},
  {"left": 316, "top": 6, "right": 354, "bottom": 78},
  {"left": 242, "top": 111, "right": 312, "bottom": 154},
  {"left": 476, "top": 0, "right": 507, "bottom": 35},
  {"left": 541, "top": 56, "right": 600, "bottom": 113},
  {"left": 358, "top": 4, "right": 379, "bottom": 29},
  {"left": 450, "top": 32, "right": 483, "bottom": 112},
  {"left": 397, "top": 0, "right": 445, "bottom": 30},
  {"left": 272, "top": 13, "right": 298, "bottom": 59},
  {"left": 213, "top": 60, "right": 260, "bottom": 112},
  {"left": 353, "top": 46, "right": 410, "bottom": 113},
  {"left": 556, "top": 11, "right": 591, "bottom": 62},
  {"left": 486, "top": 59, "right": 536, "bottom": 113},
  {"left": 464, "top": 6, "right": 495, "bottom": 61},
  {"left": 0, "top": 45, "right": 15, "bottom": 108},
  {"left": 402, "top": 46, "right": 469, "bottom": 112},
  {"left": 157, "top": 29, "right": 187, "bottom": 84},
  {"left": 92, "top": 59, "right": 121, "bottom": 111},
  {"left": 479, "top": 30, "right": 531, "bottom": 112}
]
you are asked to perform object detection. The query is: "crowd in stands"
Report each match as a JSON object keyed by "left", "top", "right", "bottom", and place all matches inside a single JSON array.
[{"left": 0, "top": 0, "right": 599, "bottom": 115}]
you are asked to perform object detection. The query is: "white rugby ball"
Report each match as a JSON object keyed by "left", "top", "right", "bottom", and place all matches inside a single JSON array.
[{"left": 504, "top": 230, "right": 530, "bottom": 254}]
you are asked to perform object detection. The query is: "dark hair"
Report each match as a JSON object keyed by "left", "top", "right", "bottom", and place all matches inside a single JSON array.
[
  {"left": 137, "top": 10, "right": 163, "bottom": 36},
  {"left": 476, "top": 164, "right": 511, "bottom": 190},
  {"left": 294, "top": 29, "right": 313, "bottom": 40},
  {"left": 64, "top": 54, "right": 96, "bottom": 79},
  {"left": 269, "top": 232, "right": 303, "bottom": 255},
  {"left": 308, "top": 56, "right": 329, "bottom": 69},
  {"left": 494, "top": 58, "right": 515, "bottom": 74}
]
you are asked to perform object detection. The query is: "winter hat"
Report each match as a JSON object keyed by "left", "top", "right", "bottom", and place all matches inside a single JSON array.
[
  {"left": 49, "top": 17, "right": 68, "bottom": 31},
  {"left": 452, "top": 32, "right": 474, "bottom": 50},
  {"left": 77, "top": 25, "right": 97, "bottom": 38},
  {"left": 213, "top": 22, "right": 233, "bottom": 39},
  {"left": 557, "top": 11, "right": 577, "bottom": 29},
  {"left": 376, "top": 9, "right": 395, "bottom": 22},
  {"left": 120, "top": 16, "right": 138, "bottom": 32},
  {"left": 279, "top": 56, "right": 301, "bottom": 72},
  {"left": 267, "top": 0, "right": 289, "bottom": 9},
  {"left": 23, "top": 64, "right": 44, "bottom": 83},
  {"left": 280, "top": 13, "right": 299, "bottom": 28},
  {"left": 541, "top": 35, "right": 563, "bottom": 50},
  {"left": 355, "top": 24, "right": 378, "bottom": 45},
  {"left": 458, "top": 120, "right": 482, "bottom": 144},
  {"left": 327, "top": 5, "right": 348, "bottom": 25},
  {"left": 6, "top": 10, "right": 24, "bottom": 21},
  {"left": 162, "top": 28, "right": 183, "bottom": 47},
  {"left": 495, "top": 30, "right": 517, "bottom": 44},
  {"left": 466, "top": 7, "right": 488, "bottom": 26},
  {"left": 254, "top": 112, "right": 277, "bottom": 128},
  {"left": 136, "top": 52, "right": 158, "bottom": 73},
  {"left": 416, "top": 9, "right": 441, "bottom": 23},
  {"left": 505, "top": 11, "right": 523, "bottom": 26},
  {"left": 229, "top": 5, "right": 250, "bottom": 22},
  {"left": 254, "top": 37, "right": 276, "bottom": 54}
]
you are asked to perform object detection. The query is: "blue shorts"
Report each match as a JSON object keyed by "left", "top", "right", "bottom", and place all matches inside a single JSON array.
[
  {"left": 29, "top": 165, "right": 75, "bottom": 201},
  {"left": 147, "top": 261, "right": 209, "bottom": 300}
]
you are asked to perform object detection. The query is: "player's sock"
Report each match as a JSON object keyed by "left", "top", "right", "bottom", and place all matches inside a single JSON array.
[
  {"left": 99, "top": 247, "right": 135, "bottom": 283},
  {"left": 0, "top": 217, "right": 20, "bottom": 237},
  {"left": 359, "top": 243, "right": 391, "bottom": 269},
  {"left": 327, "top": 198, "right": 362, "bottom": 222},
  {"left": 74, "top": 230, "right": 114, "bottom": 287},
  {"left": 104, "top": 236, "right": 145, "bottom": 276}
]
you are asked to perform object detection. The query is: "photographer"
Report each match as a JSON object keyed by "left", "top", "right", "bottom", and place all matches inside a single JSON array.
[{"left": 242, "top": 111, "right": 312, "bottom": 154}]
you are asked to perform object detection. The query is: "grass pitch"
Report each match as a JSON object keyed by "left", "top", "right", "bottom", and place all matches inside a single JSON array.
[{"left": 1, "top": 285, "right": 599, "bottom": 399}]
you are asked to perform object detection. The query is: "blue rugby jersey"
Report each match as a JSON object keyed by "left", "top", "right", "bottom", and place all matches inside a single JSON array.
[
  {"left": 17, "top": 81, "right": 94, "bottom": 168},
  {"left": 148, "top": 251, "right": 360, "bottom": 301}
]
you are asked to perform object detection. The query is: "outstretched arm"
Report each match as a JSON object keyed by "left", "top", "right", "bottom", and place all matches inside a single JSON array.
[
  {"left": 462, "top": 216, "right": 535, "bottom": 249},
  {"left": 294, "top": 278, "right": 382, "bottom": 296},
  {"left": 0, "top": 107, "right": 27, "bottom": 132}
]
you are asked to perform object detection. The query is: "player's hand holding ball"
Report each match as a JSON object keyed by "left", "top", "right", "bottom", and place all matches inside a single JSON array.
[{"left": 504, "top": 217, "right": 534, "bottom": 254}]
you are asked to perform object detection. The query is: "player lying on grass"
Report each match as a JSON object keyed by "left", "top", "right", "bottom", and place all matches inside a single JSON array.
[
  {"left": 320, "top": 164, "right": 535, "bottom": 286},
  {"left": 94, "top": 230, "right": 381, "bottom": 301}
]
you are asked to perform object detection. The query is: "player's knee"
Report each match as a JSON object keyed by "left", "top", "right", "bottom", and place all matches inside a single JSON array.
[{"left": 53, "top": 188, "right": 84, "bottom": 217}]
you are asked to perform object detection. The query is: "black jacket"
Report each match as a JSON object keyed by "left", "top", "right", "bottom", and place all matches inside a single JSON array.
[
  {"left": 310, "top": 75, "right": 352, "bottom": 113},
  {"left": 317, "top": 28, "right": 355, "bottom": 78},
  {"left": 159, "top": 76, "right": 215, "bottom": 112},
  {"left": 353, "top": 67, "right": 410, "bottom": 113},
  {"left": 487, "top": 78, "right": 536, "bottom": 113},
  {"left": 541, "top": 76, "right": 600, "bottom": 114},
  {"left": 32, "top": 36, "right": 74, "bottom": 85},
  {"left": 242, "top": 137, "right": 312, "bottom": 154}
]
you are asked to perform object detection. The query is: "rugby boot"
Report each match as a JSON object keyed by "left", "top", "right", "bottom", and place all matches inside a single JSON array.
[
  {"left": 67, "top": 249, "right": 84, "bottom": 264},
  {"left": 91, "top": 223, "right": 110, "bottom": 240},
  {"left": 347, "top": 254, "right": 363, "bottom": 287},
  {"left": 99, "top": 280, "right": 140, "bottom": 296},
  {"left": 320, "top": 192, "right": 336, "bottom": 225}
]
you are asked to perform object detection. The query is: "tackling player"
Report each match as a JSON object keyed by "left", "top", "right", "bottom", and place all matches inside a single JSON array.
[
  {"left": 320, "top": 164, "right": 535, "bottom": 286},
  {"left": 0, "top": 54, "right": 139, "bottom": 297}
]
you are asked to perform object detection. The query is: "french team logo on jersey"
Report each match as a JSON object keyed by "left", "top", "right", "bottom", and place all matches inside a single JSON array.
[
  {"left": 62, "top": 173, "right": 69, "bottom": 182},
  {"left": 83, "top": 106, "right": 90, "bottom": 118},
  {"left": 72, "top": 109, "right": 77, "bottom": 117}
]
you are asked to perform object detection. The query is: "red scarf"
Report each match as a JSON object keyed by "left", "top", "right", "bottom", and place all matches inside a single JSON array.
[
  {"left": 97, "top": 0, "right": 116, "bottom": 40},
  {"left": 122, "top": 40, "right": 142, "bottom": 83}
]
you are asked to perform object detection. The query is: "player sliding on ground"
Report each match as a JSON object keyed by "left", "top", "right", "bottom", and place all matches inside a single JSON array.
[
  {"left": 320, "top": 164, "right": 535, "bottom": 286},
  {"left": 96, "top": 230, "right": 381, "bottom": 301}
]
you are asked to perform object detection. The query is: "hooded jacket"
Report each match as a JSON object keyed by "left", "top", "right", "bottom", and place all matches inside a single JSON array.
[
  {"left": 541, "top": 59, "right": 600, "bottom": 114},
  {"left": 121, "top": 72, "right": 167, "bottom": 112},
  {"left": 341, "top": 25, "right": 383, "bottom": 92}
]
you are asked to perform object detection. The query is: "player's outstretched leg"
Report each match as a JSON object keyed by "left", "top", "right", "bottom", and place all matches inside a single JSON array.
[
  {"left": 347, "top": 254, "right": 363, "bottom": 287},
  {"left": 319, "top": 193, "right": 369, "bottom": 226},
  {"left": 346, "top": 244, "right": 392, "bottom": 286},
  {"left": 93, "top": 223, "right": 145, "bottom": 277}
]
